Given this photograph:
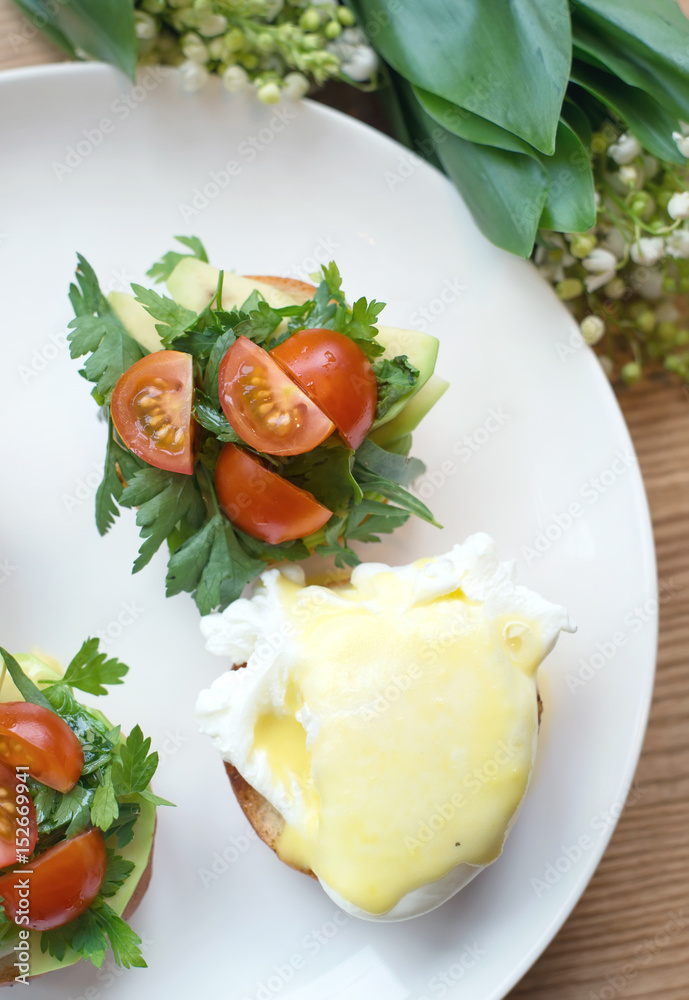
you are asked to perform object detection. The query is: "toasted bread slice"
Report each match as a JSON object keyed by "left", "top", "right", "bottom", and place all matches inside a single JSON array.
[{"left": 243, "top": 275, "right": 317, "bottom": 306}]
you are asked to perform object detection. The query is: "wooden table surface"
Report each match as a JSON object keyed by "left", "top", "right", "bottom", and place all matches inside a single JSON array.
[{"left": 1, "top": 5, "right": 687, "bottom": 998}]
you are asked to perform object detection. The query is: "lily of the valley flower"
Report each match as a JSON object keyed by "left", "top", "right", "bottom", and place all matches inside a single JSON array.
[
  {"left": 630, "top": 236, "right": 665, "bottom": 265},
  {"left": 582, "top": 247, "right": 617, "bottom": 292},
  {"left": 580, "top": 315, "right": 606, "bottom": 345},
  {"left": 672, "top": 130, "right": 689, "bottom": 158},
  {"left": 667, "top": 192, "right": 689, "bottom": 221},
  {"left": 666, "top": 229, "right": 689, "bottom": 259},
  {"left": 608, "top": 132, "right": 642, "bottom": 164}
]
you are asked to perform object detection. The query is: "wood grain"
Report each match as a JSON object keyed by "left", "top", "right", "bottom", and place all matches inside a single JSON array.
[{"left": 0, "top": 2, "right": 687, "bottom": 995}]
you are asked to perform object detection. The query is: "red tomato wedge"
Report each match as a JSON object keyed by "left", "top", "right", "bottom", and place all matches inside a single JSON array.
[
  {"left": 215, "top": 443, "right": 332, "bottom": 544},
  {"left": 271, "top": 328, "right": 378, "bottom": 450},
  {"left": 0, "top": 828, "right": 107, "bottom": 931},
  {"left": 0, "top": 703, "right": 84, "bottom": 794},
  {"left": 218, "top": 337, "right": 335, "bottom": 456},
  {"left": 0, "top": 761, "right": 37, "bottom": 868},
  {"left": 111, "top": 351, "right": 195, "bottom": 474}
]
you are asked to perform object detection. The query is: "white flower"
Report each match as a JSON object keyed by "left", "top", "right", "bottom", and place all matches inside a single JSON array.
[
  {"left": 222, "top": 64, "right": 249, "bottom": 94},
  {"left": 179, "top": 60, "right": 209, "bottom": 92},
  {"left": 282, "top": 72, "right": 310, "bottom": 101},
  {"left": 341, "top": 45, "right": 378, "bottom": 81},
  {"left": 582, "top": 247, "right": 617, "bottom": 292},
  {"left": 608, "top": 133, "right": 641, "bottom": 165},
  {"left": 182, "top": 33, "right": 208, "bottom": 65},
  {"left": 667, "top": 192, "right": 689, "bottom": 221},
  {"left": 198, "top": 14, "right": 228, "bottom": 37},
  {"left": 134, "top": 11, "right": 157, "bottom": 40},
  {"left": 672, "top": 131, "right": 689, "bottom": 158},
  {"left": 630, "top": 237, "right": 665, "bottom": 265},
  {"left": 619, "top": 165, "right": 639, "bottom": 187},
  {"left": 580, "top": 315, "right": 605, "bottom": 345},
  {"left": 666, "top": 228, "right": 689, "bottom": 259}
]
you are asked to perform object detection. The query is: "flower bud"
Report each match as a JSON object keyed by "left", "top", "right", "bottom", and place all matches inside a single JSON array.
[
  {"left": 300, "top": 9, "right": 321, "bottom": 32},
  {"left": 179, "top": 59, "right": 209, "bottom": 92},
  {"left": 672, "top": 131, "right": 689, "bottom": 158},
  {"left": 580, "top": 315, "right": 605, "bottom": 345},
  {"left": 222, "top": 64, "right": 249, "bottom": 93},
  {"left": 555, "top": 278, "right": 584, "bottom": 301},
  {"left": 568, "top": 233, "right": 597, "bottom": 259},
  {"left": 621, "top": 361, "right": 642, "bottom": 384},
  {"left": 257, "top": 81, "right": 281, "bottom": 104},
  {"left": 282, "top": 71, "right": 310, "bottom": 100},
  {"left": 667, "top": 191, "right": 689, "bottom": 220},
  {"left": 198, "top": 14, "right": 228, "bottom": 37},
  {"left": 135, "top": 11, "right": 157, "bottom": 39},
  {"left": 608, "top": 132, "right": 642, "bottom": 164}
]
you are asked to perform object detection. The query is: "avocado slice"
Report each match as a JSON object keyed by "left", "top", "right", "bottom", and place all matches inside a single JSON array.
[
  {"left": 372, "top": 327, "right": 440, "bottom": 428},
  {"left": 109, "top": 291, "right": 164, "bottom": 354},
  {"left": 0, "top": 654, "right": 156, "bottom": 978},
  {"left": 166, "top": 257, "right": 300, "bottom": 312},
  {"left": 370, "top": 375, "right": 450, "bottom": 449}
]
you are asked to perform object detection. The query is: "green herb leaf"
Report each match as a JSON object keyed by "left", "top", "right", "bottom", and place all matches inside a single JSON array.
[
  {"left": 281, "top": 443, "right": 362, "bottom": 512},
  {"left": 95, "top": 417, "right": 147, "bottom": 535},
  {"left": 166, "top": 514, "right": 265, "bottom": 615},
  {"left": 93, "top": 898, "right": 147, "bottom": 968},
  {"left": 68, "top": 255, "right": 145, "bottom": 402},
  {"left": 42, "top": 637, "right": 128, "bottom": 696},
  {"left": 131, "top": 284, "right": 197, "bottom": 345},
  {"left": 119, "top": 466, "right": 206, "bottom": 572},
  {"left": 194, "top": 390, "right": 243, "bottom": 443},
  {"left": 147, "top": 235, "right": 209, "bottom": 283},
  {"left": 43, "top": 685, "right": 117, "bottom": 775},
  {"left": 104, "top": 802, "right": 140, "bottom": 848},
  {"left": 373, "top": 356, "right": 420, "bottom": 420},
  {"left": 0, "top": 647, "right": 55, "bottom": 711},
  {"left": 355, "top": 438, "right": 425, "bottom": 488},
  {"left": 91, "top": 768, "right": 119, "bottom": 832},
  {"left": 100, "top": 849, "right": 136, "bottom": 898},
  {"left": 138, "top": 789, "right": 175, "bottom": 807},
  {"left": 111, "top": 725, "right": 158, "bottom": 796}
]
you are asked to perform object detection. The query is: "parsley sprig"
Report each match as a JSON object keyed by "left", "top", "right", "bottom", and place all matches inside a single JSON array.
[
  {"left": 68, "top": 239, "right": 439, "bottom": 614},
  {"left": 0, "top": 644, "right": 170, "bottom": 970}
]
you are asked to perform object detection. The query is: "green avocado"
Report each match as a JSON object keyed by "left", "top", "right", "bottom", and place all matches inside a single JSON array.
[
  {"left": 372, "top": 327, "right": 440, "bottom": 428},
  {"left": 109, "top": 291, "right": 163, "bottom": 354},
  {"left": 0, "top": 655, "right": 157, "bottom": 979},
  {"left": 370, "top": 374, "right": 450, "bottom": 449}
]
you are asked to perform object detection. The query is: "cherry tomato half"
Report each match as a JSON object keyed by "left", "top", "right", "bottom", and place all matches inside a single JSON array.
[
  {"left": 0, "top": 761, "right": 37, "bottom": 869},
  {"left": 215, "top": 443, "right": 332, "bottom": 544},
  {"left": 271, "top": 328, "right": 378, "bottom": 450},
  {"left": 218, "top": 337, "right": 334, "bottom": 456},
  {"left": 0, "top": 827, "right": 107, "bottom": 931},
  {"left": 0, "top": 703, "right": 84, "bottom": 794},
  {"left": 111, "top": 350, "right": 195, "bottom": 475}
]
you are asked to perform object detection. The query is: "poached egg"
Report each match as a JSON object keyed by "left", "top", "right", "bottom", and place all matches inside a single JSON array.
[{"left": 196, "top": 533, "right": 574, "bottom": 920}]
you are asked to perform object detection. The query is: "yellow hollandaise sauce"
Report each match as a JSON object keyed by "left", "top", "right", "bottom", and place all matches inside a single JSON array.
[{"left": 250, "top": 568, "right": 543, "bottom": 916}]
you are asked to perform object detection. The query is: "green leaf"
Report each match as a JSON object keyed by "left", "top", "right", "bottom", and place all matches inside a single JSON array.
[
  {"left": 91, "top": 769, "right": 120, "bottom": 831},
  {"left": 43, "top": 637, "right": 128, "bottom": 696},
  {"left": 93, "top": 898, "right": 146, "bottom": 968},
  {"left": 95, "top": 417, "right": 146, "bottom": 535},
  {"left": 193, "top": 390, "right": 243, "bottom": 443},
  {"left": 573, "top": 0, "right": 689, "bottom": 122},
  {"left": 415, "top": 87, "right": 538, "bottom": 156},
  {"left": 119, "top": 466, "right": 206, "bottom": 572},
  {"left": 570, "top": 61, "right": 685, "bottom": 163},
  {"left": 166, "top": 514, "right": 265, "bottom": 614},
  {"left": 100, "top": 849, "right": 136, "bottom": 898},
  {"left": 373, "top": 356, "right": 420, "bottom": 420},
  {"left": 42, "top": 685, "right": 117, "bottom": 775},
  {"left": 538, "top": 120, "right": 596, "bottom": 232},
  {"left": 0, "top": 647, "right": 55, "bottom": 711},
  {"left": 234, "top": 301, "right": 283, "bottom": 345},
  {"left": 138, "top": 788, "right": 175, "bottom": 807},
  {"left": 104, "top": 801, "right": 140, "bottom": 848},
  {"left": 355, "top": 438, "right": 425, "bottom": 488},
  {"left": 147, "top": 235, "right": 209, "bottom": 283},
  {"left": 131, "top": 284, "right": 197, "bottom": 345},
  {"left": 204, "top": 328, "right": 238, "bottom": 405},
  {"left": 112, "top": 725, "right": 158, "bottom": 796},
  {"left": 560, "top": 97, "right": 593, "bottom": 149},
  {"left": 68, "top": 255, "right": 144, "bottom": 402},
  {"left": 42, "top": 0, "right": 138, "bottom": 80},
  {"left": 281, "top": 443, "right": 363, "bottom": 512},
  {"left": 354, "top": 469, "right": 441, "bottom": 527},
  {"left": 351, "top": 0, "right": 571, "bottom": 154},
  {"left": 398, "top": 80, "right": 549, "bottom": 257},
  {"left": 10, "top": 0, "right": 78, "bottom": 56}
]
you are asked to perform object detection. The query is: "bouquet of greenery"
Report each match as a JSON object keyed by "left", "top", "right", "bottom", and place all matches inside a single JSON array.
[{"left": 14, "top": 0, "right": 689, "bottom": 384}]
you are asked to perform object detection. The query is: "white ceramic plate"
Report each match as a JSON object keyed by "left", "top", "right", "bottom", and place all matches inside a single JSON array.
[{"left": 0, "top": 63, "right": 656, "bottom": 1000}]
